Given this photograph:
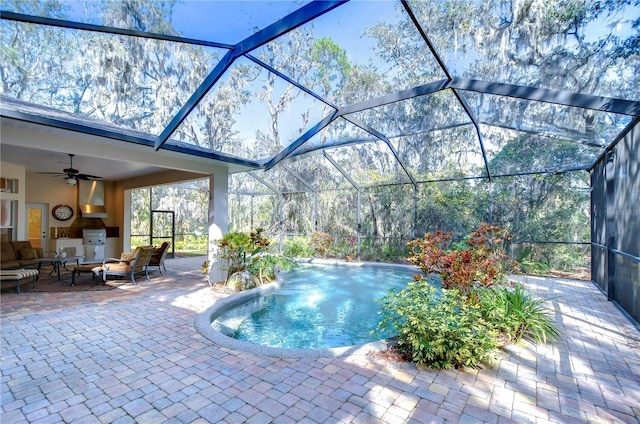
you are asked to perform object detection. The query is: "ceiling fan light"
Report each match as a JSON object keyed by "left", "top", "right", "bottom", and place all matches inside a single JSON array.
[{"left": 65, "top": 177, "right": 77, "bottom": 185}]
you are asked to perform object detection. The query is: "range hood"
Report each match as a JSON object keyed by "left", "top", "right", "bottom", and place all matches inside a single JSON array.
[{"left": 78, "top": 180, "right": 108, "bottom": 218}]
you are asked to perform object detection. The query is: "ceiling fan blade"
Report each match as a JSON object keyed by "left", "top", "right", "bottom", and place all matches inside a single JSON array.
[
  {"left": 37, "top": 172, "right": 66, "bottom": 176},
  {"left": 38, "top": 154, "right": 102, "bottom": 181},
  {"left": 76, "top": 174, "right": 103, "bottom": 180}
]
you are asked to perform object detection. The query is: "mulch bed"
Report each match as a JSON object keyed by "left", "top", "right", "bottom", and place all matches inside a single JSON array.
[
  {"left": 367, "top": 337, "right": 413, "bottom": 363},
  {"left": 368, "top": 346, "right": 412, "bottom": 363}
]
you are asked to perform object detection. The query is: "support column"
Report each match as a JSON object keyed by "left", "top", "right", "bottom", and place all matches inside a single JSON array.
[
  {"left": 314, "top": 192, "right": 319, "bottom": 231},
  {"left": 357, "top": 190, "right": 361, "bottom": 260},
  {"left": 208, "top": 168, "right": 229, "bottom": 285},
  {"left": 250, "top": 195, "right": 254, "bottom": 230},
  {"left": 413, "top": 185, "right": 418, "bottom": 240},
  {"left": 279, "top": 194, "right": 284, "bottom": 253}
]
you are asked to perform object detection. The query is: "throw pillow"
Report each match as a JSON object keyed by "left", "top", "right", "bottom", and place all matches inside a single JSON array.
[
  {"left": 120, "top": 252, "right": 136, "bottom": 262},
  {"left": 18, "top": 247, "right": 37, "bottom": 260}
]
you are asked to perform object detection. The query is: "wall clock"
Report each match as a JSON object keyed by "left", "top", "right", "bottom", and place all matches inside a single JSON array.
[{"left": 52, "top": 204, "right": 74, "bottom": 221}]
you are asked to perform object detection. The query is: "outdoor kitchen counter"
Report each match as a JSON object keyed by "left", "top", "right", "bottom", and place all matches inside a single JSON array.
[{"left": 50, "top": 237, "right": 120, "bottom": 260}]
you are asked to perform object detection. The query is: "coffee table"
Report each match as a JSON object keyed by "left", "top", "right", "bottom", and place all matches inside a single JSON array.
[
  {"left": 36, "top": 256, "right": 83, "bottom": 281},
  {"left": 69, "top": 264, "right": 103, "bottom": 286}
]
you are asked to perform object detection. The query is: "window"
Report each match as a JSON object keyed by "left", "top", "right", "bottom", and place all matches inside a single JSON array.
[
  {"left": 0, "top": 199, "right": 18, "bottom": 242},
  {"left": 0, "top": 177, "right": 18, "bottom": 193}
]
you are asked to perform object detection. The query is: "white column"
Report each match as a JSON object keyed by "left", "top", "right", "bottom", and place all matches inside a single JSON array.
[
  {"left": 207, "top": 167, "right": 229, "bottom": 284},
  {"left": 123, "top": 189, "right": 132, "bottom": 252}
]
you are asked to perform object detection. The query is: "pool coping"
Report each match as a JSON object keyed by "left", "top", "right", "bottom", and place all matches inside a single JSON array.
[{"left": 194, "top": 259, "right": 420, "bottom": 358}]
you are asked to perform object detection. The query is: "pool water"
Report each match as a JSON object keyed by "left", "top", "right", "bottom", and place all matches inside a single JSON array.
[{"left": 211, "top": 263, "right": 420, "bottom": 349}]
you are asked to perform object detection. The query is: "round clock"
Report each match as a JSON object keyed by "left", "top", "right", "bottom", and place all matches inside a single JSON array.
[{"left": 52, "top": 204, "right": 74, "bottom": 221}]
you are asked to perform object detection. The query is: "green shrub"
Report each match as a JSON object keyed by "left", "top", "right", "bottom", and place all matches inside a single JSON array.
[
  {"left": 218, "top": 231, "right": 253, "bottom": 280},
  {"left": 331, "top": 236, "right": 358, "bottom": 259},
  {"left": 130, "top": 236, "right": 150, "bottom": 248},
  {"left": 377, "top": 279, "right": 499, "bottom": 369},
  {"left": 480, "top": 284, "right": 560, "bottom": 344},
  {"left": 283, "top": 236, "right": 314, "bottom": 258},
  {"left": 519, "top": 260, "right": 549, "bottom": 275},
  {"left": 176, "top": 233, "right": 208, "bottom": 252},
  {"left": 380, "top": 243, "right": 408, "bottom": 262},
  {"left": 359, "top": 238, "right": 409, "bottom": 263},
  {"left": 248, "top": 253, "right": 296, "bottom": 284},
  {"left": 217, "top": 228, "right": 296, "bottom": 288}
]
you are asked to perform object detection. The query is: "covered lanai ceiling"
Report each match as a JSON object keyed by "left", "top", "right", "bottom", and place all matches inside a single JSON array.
[{"left": 1, "top": 0, "right": 639, "bottom": 192}]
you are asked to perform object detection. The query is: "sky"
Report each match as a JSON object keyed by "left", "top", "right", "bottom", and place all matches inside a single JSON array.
[{"left": 171, "top": 0, "right": 312, "bottom": 45}]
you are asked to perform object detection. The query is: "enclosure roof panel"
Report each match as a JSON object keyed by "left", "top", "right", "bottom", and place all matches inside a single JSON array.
[
  {"left": 1, "top": 20, "right": 226, "bottom": 137},
  {"left": 0, "top": 1, "right": 313, "bottom": 46},
  {"left": 0, "top": 96, "right": 262, "bottom": 169},
  {"left": 463, "top": 91, "right": 633, "bottom": 149},
  {"left": 251, "top": 0, "right": 447, "bottom": 107},
  {"left": 481, "top": 125, "right": 605, "bottom": 176},
  {"left": 390, "top": 124, "right": 485, "bottom": 180},
  {"left": 166, "top": 56, "right": 335, "bottom": 161},
  {"left": 346, "top": 90, "right": 471, "bottom": 139},
  {"left": 1, "top": 0, "right": 639, "bottom": 191},
  {"left": 323, "top": 139, "right": 414, "bottom": 188},
  {"left": 407, "top": 0, "right": 640, "bottom": 101}
]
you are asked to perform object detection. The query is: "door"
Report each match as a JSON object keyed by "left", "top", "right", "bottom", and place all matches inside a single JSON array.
[
  {"left": 26, "top": 203, "right": 48, "bottom": 249},
  {"left": 151, "top": 210, "right": 175, "bottom": 258}
]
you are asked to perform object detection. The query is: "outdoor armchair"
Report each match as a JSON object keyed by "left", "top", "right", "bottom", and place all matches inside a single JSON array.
[
  {"left": 148, "top": 241, "right": 170, "bottom": 274},
  {"left": 101, "top": 245, "right": 154, "bottom": 285}
]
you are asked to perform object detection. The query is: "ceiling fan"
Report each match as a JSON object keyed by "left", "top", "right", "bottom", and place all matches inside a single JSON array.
[{"left": 38, "top": 154, "right": 103, "bottom": 185}]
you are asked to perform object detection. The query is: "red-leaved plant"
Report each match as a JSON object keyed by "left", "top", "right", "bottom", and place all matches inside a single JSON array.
[{"left": 408, "top": 224, "right": 516, "bottom": 301}]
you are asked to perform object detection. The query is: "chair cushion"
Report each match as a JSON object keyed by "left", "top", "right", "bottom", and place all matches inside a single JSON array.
[
  {"left": 152, "top": 242, "right": 169, "bottom": 258},
  {"left": 1, "top": 242, "right": 16, "bottom": 262},
  {"left": 120, "top": 252, "right": 136, "bottom": 262},
  {"left": 120, "top": 246, "right": 143, "bottom": 264},
  {"left": 104, "top": 263, "right": 132, "bottom": 272},
  {"left": 0, "top": 260, "right": 21, "bottom": 270},
  {"left": 71, "top": 265, "right": 103, "bottom": 274},
  {"left": 18, "top": 247, "right": 37, "bottom": 260},
  {"left": 11, "top": 241, "right": 33, "bottom": 257},
  {"left": 0, "top": 269, "right": 39, "bottom": 280}
]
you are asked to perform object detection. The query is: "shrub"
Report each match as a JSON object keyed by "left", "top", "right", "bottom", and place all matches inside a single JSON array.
[
  {"left": 407, "top": 223, "right": 516, "bottom": 300},
  {"left": 217, "top": 228, "right": 296, "bottom": 288},
  {"left": 377, "top": 279, "right": 499, "bottom": 370},
  {"left": 248, "top": 253, "right": 296, "bottom": 285},
  {"left": 330, "top": 236, "right": 358, "bottom": 259},
  {"left": 176, "top": 233, "right": 208, "bottom": 253},
  {"left": 283, "top": 236, "right": 314, "bottom": 258},
  {"left": 519, "top": 260, "right": 549, "bottom": 275},
  {"left": 218, "top": 231, "right": 252, "bottom": 280},
  {"left": 360, "top": 238, "right": 410, "bottom": 263},
  {"left": 480, "top": 284, "right": 560, "bottom": 344},
  {"left": 378, "top": 225, "right": 558, "bottom": 369},
  {"left": 309, "top": 231, "right": 333, "bottom": 258}
]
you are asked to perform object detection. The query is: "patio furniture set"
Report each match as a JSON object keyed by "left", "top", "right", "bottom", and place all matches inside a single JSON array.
[{"left": 0, "top": 240, "right": 171, "bottom": 292}]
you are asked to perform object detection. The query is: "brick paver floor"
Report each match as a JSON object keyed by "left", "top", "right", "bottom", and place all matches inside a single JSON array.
[{"left": 2, "top": 257, "right": 639, "bottom": 423}]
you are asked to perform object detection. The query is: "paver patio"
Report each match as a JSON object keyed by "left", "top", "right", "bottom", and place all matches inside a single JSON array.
[{"left": 1, "top": 257, "right": 639, "bottom": 423}]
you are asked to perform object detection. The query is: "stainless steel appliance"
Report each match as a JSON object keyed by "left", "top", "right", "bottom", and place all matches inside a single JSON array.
[
  {"left": 78, "top": 180, "right": 108, "bottom": 218},
  {"left": 82, "top": 228, "right": 106, "bottom": 262}
]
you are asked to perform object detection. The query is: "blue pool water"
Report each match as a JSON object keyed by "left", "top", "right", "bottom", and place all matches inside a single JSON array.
[{"left": 211, "top": 263, "right": 421, "bottom": 349}]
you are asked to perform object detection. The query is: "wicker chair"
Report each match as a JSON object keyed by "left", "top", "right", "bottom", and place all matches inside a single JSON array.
[
  {"left": 101, "top": 245, "right": 154, "bottom": 285},
  {"left": 148, "top": 241, "right": 170, "bottom": 274}
]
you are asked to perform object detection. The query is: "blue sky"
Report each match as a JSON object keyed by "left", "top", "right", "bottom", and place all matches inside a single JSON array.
[{"left": 171, "top": 0, "right": 312, "bottom": 45}]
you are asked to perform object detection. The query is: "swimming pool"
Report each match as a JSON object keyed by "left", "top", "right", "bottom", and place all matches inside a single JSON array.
[{"left": 196, "top": 261, "right": 424, "bottom": 358}]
